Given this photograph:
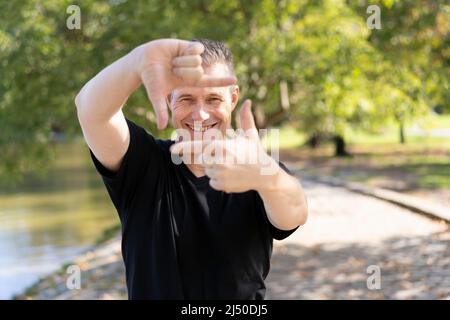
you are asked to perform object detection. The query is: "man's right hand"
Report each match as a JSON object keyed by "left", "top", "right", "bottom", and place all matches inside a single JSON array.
[
  {"left": 134, "top": 39, "right": 236, "bottom": 130},
  {"left": 76, "top": 38, "right": 235, "bottom": 172}
]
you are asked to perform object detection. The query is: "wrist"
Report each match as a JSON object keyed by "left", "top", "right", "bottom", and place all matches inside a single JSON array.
[
  {"left": 130, "top": 44, "right": 147, "bottom": 78},
  {"left": 131, "top": 40, "right": 159, "bottom": 77}
]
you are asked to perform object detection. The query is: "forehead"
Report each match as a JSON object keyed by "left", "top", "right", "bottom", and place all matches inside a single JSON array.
[{"left": 172, "top": 63, "right": 232, "bottom": 99}]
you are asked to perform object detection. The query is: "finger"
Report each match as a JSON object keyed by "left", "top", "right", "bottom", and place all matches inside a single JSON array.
[
  {"left": 204, "top": 166, "right": 216, "bottom": 178},
  {"left": 181, "top": 41, "right": 204, "bottom": 56},
  {"left": 194, "top": 153, "right": 204, "bottom": 166},
  {"left": 172, "top": 55, "right": 202, "bottom": 68},
  {"left": 196, "top": 75, "right": 237, "bottom": 87},
  {"left": 238, "top": 99, "right": 256, "bottom": 130},
  {"left": 150, "top": 95, "right": 168, "bottom": 130},
  {"left": 170, "top": 139, "right": 227, "bottom": 155},
  {"left": 140, "top": 68, "right": 169, "bottom": 130},
  {"left": 173, "top": 66, "right": 203, "bottom": 81},
  {"left": 171, "top": 40, "right": 204, "bottom": 57},
  {"left": 209, "top": 178, "right": 224, "bottom": 191},
  {"left": 142, "top": 84, "right": 167, "bottom": 130},
  {"left": 238, "top": 99, "right": 258, "bottom": 139},
  {"left": 170, "top": 140, "right": 209, "bottom": 155}
]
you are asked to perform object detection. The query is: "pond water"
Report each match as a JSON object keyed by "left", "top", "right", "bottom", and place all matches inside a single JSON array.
[{"left": 0, "top": 142, "right": 118, "bottom": 299}]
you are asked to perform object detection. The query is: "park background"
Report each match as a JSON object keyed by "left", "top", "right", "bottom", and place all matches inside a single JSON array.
[{"left": 0, "top": 0, "right": 449, "bottom": 299}]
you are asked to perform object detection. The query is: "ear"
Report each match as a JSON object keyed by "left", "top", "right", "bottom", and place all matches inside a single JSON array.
[{"left": 230, "top": 85, "right": 240, "bottom": 112}]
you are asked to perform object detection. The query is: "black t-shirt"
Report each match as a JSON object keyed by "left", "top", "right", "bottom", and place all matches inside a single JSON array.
[{"left": 90, "top": 119, "right": 298, "bottom": 300}]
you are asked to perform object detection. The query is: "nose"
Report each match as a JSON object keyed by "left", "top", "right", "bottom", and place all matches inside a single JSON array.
[{"left": 191, "top": 103, "right": 210, "bottom": 122}]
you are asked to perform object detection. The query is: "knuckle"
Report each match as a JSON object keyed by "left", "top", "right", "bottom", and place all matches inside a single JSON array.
[
  {"left": 194, "top": 66, "right": 204, "bottom": 75},
  {"left": 194, "top": 55, "right": 202, "bottom": 65}
]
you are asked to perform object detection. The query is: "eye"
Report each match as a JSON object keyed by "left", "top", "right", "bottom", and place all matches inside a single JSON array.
[{"left": 207, "top": 97, "right": 222, "bottom": 103}]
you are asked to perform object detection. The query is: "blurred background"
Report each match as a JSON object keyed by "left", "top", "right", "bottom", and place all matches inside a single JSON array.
[{"left": 0, "top": 0, "right": 449, "bottom": 300}]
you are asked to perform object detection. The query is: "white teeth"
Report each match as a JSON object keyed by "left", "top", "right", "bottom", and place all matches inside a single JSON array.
[{"left": 187, "top": 124, "right": 215, "bottom": 132}]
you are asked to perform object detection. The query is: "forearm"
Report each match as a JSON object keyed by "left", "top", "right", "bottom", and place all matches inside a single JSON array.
[
  {"left": 256, "top": 166, "right": 308, "bottom": 231},
  {"left": 75, "top": 47, "right": 142, "bottom": 122}
]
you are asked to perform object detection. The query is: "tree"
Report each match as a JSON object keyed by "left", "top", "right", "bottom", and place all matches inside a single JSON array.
[
  {"left": 1, "top": 0, "right": 449, "bottom": 181},
  {"left": 350, "top": 0, "right": 450, "bottom": 142}
]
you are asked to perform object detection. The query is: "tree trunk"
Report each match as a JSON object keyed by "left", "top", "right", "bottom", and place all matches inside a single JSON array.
[
  {"left": 307, "top": 134, "right": 320, "bottom": 149},
  {"left": 399, "top": 122, "right": 406, "bottom": 144},
  {"left": 334, "top": 134, "right": 350, "bottom": 157}
]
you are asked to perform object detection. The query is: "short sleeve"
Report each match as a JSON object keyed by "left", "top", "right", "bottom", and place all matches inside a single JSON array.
[
  {"left": 256, "top": 161, "right": 299, "bottom": 241},
  {"left": 89, "top": 119, "right": 163, "bottom": 219}
]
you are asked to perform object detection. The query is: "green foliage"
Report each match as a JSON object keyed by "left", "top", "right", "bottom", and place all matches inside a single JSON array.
[{"left": 1, "top": 0, "right": 448, "bottom": 181}]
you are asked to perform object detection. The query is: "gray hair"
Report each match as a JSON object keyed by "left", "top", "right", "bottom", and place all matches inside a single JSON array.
[{"left": 192, "top": 38, "right": 235, "bottom": 75}]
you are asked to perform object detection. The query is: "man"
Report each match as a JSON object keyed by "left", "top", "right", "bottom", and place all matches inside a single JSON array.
[{"left": 75, "top": 38, "right": 308, "bottom": 299}]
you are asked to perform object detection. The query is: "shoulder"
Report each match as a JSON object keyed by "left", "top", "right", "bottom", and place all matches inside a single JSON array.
[{"left": 126, "top": 118, "right": 175, "bottom": 154}]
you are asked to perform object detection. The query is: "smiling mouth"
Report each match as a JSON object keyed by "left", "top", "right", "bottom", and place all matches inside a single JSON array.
[{"left": 185, "top": 122, "right": 218, "bottom": 132}]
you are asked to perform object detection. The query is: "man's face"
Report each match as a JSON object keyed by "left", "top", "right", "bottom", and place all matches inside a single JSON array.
[{"left": 169, "top": 63, "right": 239, "bottom": 140}]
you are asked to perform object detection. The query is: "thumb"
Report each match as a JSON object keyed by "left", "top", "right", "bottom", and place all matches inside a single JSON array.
[
  {"left": 239, "top": 99, "right": 256, "bottom": 130},
  {"left": 238, "top": 99, "right": 258, "bottom": 139}
]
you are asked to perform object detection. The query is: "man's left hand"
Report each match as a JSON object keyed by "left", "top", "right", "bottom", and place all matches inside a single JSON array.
[{"left": 170, "top": 99, "right": 279, "bottom": 193}]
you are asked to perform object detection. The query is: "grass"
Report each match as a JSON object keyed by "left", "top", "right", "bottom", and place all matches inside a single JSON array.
[
  {"left": 282, "top": 145, "right": 450, "bottom": 190},
  {"left": 277, "top": 115, "right": 450, "bottom": 193},
  {"left": 428, "top": 114, "right": 450, "bottom": 128},
  {"left": 346, "top": 114, "right": 450, "bottom": 146},
  {"left": 95, "top": 223, "right": 121, "bottom": 245},
  {"left": 261, "top": 126, "right": 306, "bottom": 150},
  {"left": 264, "top": 114, "right": 450, "bottom": 152}
]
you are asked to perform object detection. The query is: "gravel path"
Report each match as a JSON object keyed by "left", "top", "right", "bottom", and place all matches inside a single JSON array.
[
  {"left": 19, "top": 179, "right": 449, "bottom": 300},
  {"left": 266, "top": 179, "right": 449, "bottom": 299}
]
